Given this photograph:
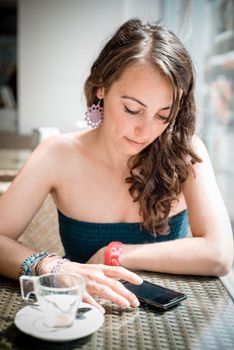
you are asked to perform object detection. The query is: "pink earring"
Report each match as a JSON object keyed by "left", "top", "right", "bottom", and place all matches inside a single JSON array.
[{"left": 85, "top": 99, "right": 104, "bottom": 128}]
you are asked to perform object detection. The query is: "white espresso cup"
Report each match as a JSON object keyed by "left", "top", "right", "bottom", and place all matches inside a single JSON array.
[{"left": 20, "top": 273, "right": 85, "bottom": 328}]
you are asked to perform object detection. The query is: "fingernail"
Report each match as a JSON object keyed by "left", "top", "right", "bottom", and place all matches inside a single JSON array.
[
  {"left": 136, "top": 277, "right": 143, "bottom": 284},
  {"left": 122, "top": 301, "right": 130, "bottom": 308},
  {"left": 132, "top": 299, "right": 140, "bottom": 307}
]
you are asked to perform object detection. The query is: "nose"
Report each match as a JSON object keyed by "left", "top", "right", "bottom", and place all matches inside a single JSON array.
[{"left": 134, "top": 120, "right": 151, "bottom": 141}]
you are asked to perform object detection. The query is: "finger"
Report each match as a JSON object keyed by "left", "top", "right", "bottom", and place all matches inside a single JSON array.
[
  {"left": 86, "top": 272, "right": 140, "bottom": 308},
  {"left": 87, "top": 281, "right": 133, "bottom": 309},
  {"left": 103, "top": 266, "right": 143, "bottom": 285},
  {"left": 83, "top": 292, "right": 105, "bottom": 313},
  {"left": 99, "top": 277, "right": 140, "bottom": 308}
]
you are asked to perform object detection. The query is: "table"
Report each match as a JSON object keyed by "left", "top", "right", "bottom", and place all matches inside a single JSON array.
[
  {"left": 0, "top": 149, "right": 31, "bottom": 171},
  {"left": 0, "top": 149, "right": 30, "bottom": 193},
  {"left": 0, "top": 272, "right": 233, "bottom": 350}
]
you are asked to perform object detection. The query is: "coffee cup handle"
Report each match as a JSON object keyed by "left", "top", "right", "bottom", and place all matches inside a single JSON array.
[{"left": 19, "top": 276, "right": 37, "bottom": 301}]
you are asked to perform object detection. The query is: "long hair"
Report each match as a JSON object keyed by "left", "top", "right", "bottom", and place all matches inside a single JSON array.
[{"left": 84, "top": 18, "right": 201, "bottom": 235}]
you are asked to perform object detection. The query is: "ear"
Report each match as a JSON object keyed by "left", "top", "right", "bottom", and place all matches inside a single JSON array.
[{"left": 96, "top": 87, "right": 105, "bottom": 99}]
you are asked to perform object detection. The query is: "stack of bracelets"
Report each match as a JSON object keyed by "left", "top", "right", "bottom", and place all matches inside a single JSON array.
[
  {"left": 19, "top": 251, "right": 70, "bottom": 277},
  {"left": 19, "top": 240, "right": 123, "bottom": 277}
]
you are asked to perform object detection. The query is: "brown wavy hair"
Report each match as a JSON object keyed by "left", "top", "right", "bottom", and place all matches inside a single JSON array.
[{"left": 84, "top": 18, "right": 201, "bottom": 235}]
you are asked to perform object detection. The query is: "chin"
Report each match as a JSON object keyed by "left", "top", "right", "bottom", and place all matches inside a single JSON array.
[{"left": 123, "top": 144, "right": 148, "bottom": 157}]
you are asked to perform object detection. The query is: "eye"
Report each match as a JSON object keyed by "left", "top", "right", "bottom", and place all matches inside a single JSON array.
[
  {"left": 124, "top": 105, "right": 140, "bottom": 115},
  {"left": 155, "top": 114, "right": 169, "bottom": 124}
]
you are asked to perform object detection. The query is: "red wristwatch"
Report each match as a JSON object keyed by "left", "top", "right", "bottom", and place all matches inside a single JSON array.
[{"left": 104, "top": 241, "right": 123, "bottom": 266}]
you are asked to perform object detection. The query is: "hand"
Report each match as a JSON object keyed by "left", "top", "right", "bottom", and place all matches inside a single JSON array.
[
  {"left": 86, "top": 247, "right": 106, "bottom": 264},
  {"left": 59, "top": 261, "right": 143, "bottom": 313}
]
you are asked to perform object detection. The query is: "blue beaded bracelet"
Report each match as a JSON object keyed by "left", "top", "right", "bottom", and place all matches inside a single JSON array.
[{"left": 19, "top": 251, "right": 49, "bottom": 277}]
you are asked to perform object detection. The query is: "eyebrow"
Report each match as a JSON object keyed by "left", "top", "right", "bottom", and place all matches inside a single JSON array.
[
  {"left": 121, "top": 95, "right": 147, "bottom": 107},
  {"left": 121, "top": 95, "right": 171, "bottom": 110}
]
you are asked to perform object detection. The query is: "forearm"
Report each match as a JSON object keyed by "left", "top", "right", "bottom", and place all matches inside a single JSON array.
[
  {"left": 0, "top": 235, "right": 34, "bottom": 279},
  {"left": 119, "top": 236, "right": 232, "bottom": 276},
  {"left": 0, "top": 236, "right": 143, "bottom": 311}
]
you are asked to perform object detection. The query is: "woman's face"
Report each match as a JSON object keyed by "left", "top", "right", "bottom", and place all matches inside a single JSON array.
[{"left": 98, "top": 62, "right": 173, "bottom": 156}]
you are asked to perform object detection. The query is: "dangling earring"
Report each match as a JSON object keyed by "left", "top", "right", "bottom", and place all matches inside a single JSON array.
[
  {"left": 167, "top": 123, "right": 174, "bottom": 133},
  {"left": 85, "top": 99, "right": 104, "bottom": 128}
]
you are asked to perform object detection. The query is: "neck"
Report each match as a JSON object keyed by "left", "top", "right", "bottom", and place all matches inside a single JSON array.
[{"left": 94, "top": 127, "right": 130, "bottom": 173}]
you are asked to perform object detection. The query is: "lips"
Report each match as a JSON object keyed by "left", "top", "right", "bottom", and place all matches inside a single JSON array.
[{"left": 125, "top": 137, "right": 147, "bottom": 146}]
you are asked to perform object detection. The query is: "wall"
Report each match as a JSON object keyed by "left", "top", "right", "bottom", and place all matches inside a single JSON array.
[{"left": 18, "top": 0, "right": 161, "bottom": 134}]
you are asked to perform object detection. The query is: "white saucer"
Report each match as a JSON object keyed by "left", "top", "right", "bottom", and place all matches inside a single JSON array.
[{"left": 14, "top": 302, "right": 104, "bottom": 342}]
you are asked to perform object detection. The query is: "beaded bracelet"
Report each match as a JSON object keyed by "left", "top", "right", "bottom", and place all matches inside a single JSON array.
[
  {"left": 34, "top": 252, "right": 60, "bottom": 276},
  {"left": 19, "top": 251, "right": 49, "bottom": 277}
]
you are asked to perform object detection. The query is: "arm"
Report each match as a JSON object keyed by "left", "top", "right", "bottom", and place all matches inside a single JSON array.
[
  {"left": 0, "top": 137, "right": 142, "bottom": 310},
  {"left": 0, "top": 137, "right": 57, "bottom": 279},
  {"left": 88, "top": 137, "right": 233, "bottom": 276}
]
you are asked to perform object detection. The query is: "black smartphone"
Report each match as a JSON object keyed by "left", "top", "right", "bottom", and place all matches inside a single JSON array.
[{"left": 123, "top": 280, "right": 187, "bottom": 310}]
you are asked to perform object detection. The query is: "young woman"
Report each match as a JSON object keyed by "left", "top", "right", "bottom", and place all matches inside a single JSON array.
[{"left": 0, "top": 18, "right": 233, "bottom": 312}]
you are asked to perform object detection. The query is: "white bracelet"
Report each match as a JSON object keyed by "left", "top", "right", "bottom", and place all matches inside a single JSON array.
[{"left": 51, "top": 257, "right": 70, "bottom": 273}]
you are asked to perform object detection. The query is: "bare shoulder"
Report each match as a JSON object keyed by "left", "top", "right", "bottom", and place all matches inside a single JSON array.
[
  {"left": 183, "top": 134, "right": 215, "bottom": 188},
  {"left": 191, "top": 135, "right": 210, "bottom": 161},
  {"left": 35, "top": 131, "right": 91, "bottom": 160},
  {"left": 39, "top": 132, "right": 81, "bottom": 151},
  {"left": 14, "top": 131, "right": 91, "bottom": 185}
]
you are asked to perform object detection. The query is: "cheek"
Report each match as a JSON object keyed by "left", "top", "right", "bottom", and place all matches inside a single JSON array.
[
  {"left": 105, "top": 102, "right": 121, "bottom": 124},
  {"left": 109, "top": 111, "right": 130, "bottom": 134},
  {"left": 150, "top": 123, "right": 169, "bottom": 140},
  {"left": 160, "top": 123, "right": 169, "bottom": 133}
]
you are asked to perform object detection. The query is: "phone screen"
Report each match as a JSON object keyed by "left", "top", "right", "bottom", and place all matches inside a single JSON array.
[{"left": 123, "top": 280, "right": 187, "bottom": 310}]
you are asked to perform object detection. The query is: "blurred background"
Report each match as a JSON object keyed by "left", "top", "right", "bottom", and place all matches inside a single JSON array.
[{"left": 0, "top": 0, "right": 233, "bottom": 286}]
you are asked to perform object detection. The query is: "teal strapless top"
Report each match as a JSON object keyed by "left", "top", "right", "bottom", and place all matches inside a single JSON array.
[{"left": 57, "top": 210, "right": 189, "bottom": 263}]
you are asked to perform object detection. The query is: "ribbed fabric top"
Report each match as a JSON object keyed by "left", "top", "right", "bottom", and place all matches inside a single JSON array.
[{"left": 58, "top": 210, "right": 189, "bottom": 263}]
